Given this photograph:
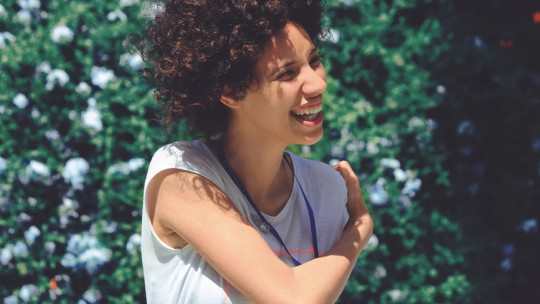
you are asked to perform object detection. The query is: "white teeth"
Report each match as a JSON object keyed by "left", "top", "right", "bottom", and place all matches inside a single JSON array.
[{"left": 291, "top": 105, "right": 322, "bottom": 115}]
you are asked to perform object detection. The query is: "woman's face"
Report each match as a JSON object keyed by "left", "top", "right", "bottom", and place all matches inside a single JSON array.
[{"left": 228, "top": 22, "right": 327, "bottom": 146}]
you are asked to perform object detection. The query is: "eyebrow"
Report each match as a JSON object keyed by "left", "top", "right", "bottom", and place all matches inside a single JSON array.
[{"left": 269, "top": 47, "right": 318, "bottom": 79}]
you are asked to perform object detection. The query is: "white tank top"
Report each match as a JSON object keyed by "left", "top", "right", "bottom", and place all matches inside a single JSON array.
[{"left": 141, "top": 140, "right": 349, "bottom": 303}]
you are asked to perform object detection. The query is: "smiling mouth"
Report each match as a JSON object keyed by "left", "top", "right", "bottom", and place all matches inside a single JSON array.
[{"left": 290, "top": 104, "right": 322, "bottom": 122}]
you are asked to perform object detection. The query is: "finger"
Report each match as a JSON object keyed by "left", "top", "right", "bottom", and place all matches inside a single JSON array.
[{"left": 334, "top": 161, "right": 358, "bottom": 182}]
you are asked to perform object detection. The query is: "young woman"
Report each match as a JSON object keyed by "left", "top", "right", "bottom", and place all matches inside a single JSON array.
[{"left": 139, "top": 1, "right": 373, "bottom": 303}]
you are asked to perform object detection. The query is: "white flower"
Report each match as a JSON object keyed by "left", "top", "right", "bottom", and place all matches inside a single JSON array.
[
  {"left": 36, "top": 61, "right": 51, "bottom": 74},
  {"left": 346, "top": 140, "right": 365, "bottom": 151},
  {"left": 13, "top": 93, "right": 29, "bottom": 109},
  {"left": 389, "top": 289, "right": 405, "bottom": 301},
  {"left": 60, "top": 253, "right": 77, "bottom": 268},
  {"left": 19, "top": 284, "right": 38, "bottom": 302},
  {"left": 17, "top": 10, "right": 33, "bottom": 25},
  {"left": 104, "top": 221, "right": 118, "bottom": 233},
  {"left": 0, "top": 32, "right": 16, "bottom": 49},
  {"left": 67, "top": 110, "right": 77, "bottom": 120},
  {"left": 108, "top": 158, "right": 145, "bottom": 175},
  {"left": 127, "top": 158, "right": 145, "bottom": 171},
  {"left": 393, "top": 168, "right": 407, "bottom": 182},
  {"left": 380, "top": 137, "right": 393, "bottom": 147},
  {"left": 67, "top": 234, "right": 96, "bottom": 254},
  {"left": 380, "top": 158, "right": 400, "bottom": 169},
  {"left": 62, "top": 197, "right": 75, "bottom": 209},
  {"left": 402, "top": 178, "right": 422, "bottom": 197},
  {"left": 374, "top": 265, "right": 387, "bottom": 280},
  {"left": 436, "top": 85, "right": 446, "bottom": 94},
  {"left": 474, "top": 36, "right": 483, "bottom": 48},
  {"left": 62, "top": 157, "right": 90, "bottom": 187},
  {"left": 76, "top": 82, "right": 92, "bottom": 95},
  {"left": 12, "top": 241, "right": 29, "bottom": 258},
  {"left": 91, "top": 66, "right": 116, "bottom": 89},
  {"left": 0, "top": 245, "right": 13, "bottom": 265},
  {"left": 59, "top": 197, "right": 80, "bottom": 228},
  {"left": 24, "top": 226, "right": 41, "bottom": 245},
  {"left": 301, "top": 145, "right": 311, "bottom": 154},
  {"left": 369, "top": 184, "right": 388, "bottom": 206},
  {"left": 120, "top": 0, "right": 139, "bottom": 7},
  {"left": 45, "top": 241, "right": 56, "bottom": 254},
  {"left": 0, "top": 156, "right": 7, "bottom": 175},
  {"left": 399, "top": 195, "right": 412, "bottom": 209},
  {"left": 18, "top": 212, "right": 31, "bottom": 223},
  {"left": 366, "top": 234, "right": 379, "bottom": 250},
  {"left": 45, "top": 129, "right": 60, "bottom": 141},
  {"left": 82, "top": 107, "right": 103, "bottom": 131},
  {"left": 62, "top": 233, "right": 112, "bottom": 274},
  {"left": 26, "top": 160, "right": 50, "bottom": 178},
  {"left": 107, "top": 10, "right": 127, "bottom": 22},
  {"left": 119, "top": 53, "right": 144, "bottom": 70},
  {"left": 31, "top": 108, "right": 40, "bottom": 118},
  {"left": 322, "top": 28, "right": 340, "bottom": 43},
  {"left": 518, "top": 218, "right": 537, "bottom": 233},
  {"left": 408, "top": 117, "right": 424, "bottom": 129},
  {"left": 3, "top": 296, "right": 17, "bottom": 304},
  {"left": 500, "top": 258, "right": 512, "bottom": 272},
  {"left": 0, "top": 5, "right": 7, "bottom": 17},
  {"left": 328, "top": 29, "right": 340, "bottom": 43},
  {"left": 457, "top": 120, "right": 475, "bottom": 135},
  {"left": 328, "top": 159, "right": 340, "bottom": 167},
  {"left": 18, "top": 0, "right": 41, "bottom": 10},
  {"left": 45, "top": 69, "right": 70, "bottom": 90},
  {"left": 82, "top": 288, "right": 101, "bottom": 304},
  {"left": 107, "top": 162, "right": 128, "bottom": 175},
  {"left": 126, "top": 233, "right": 141, "bottom": 254},
  {"left": 50, "top": 25, "right": 74, "bottom": 43},
  {"left": 426, "top": 118, "right": 438, "bottom": 131},
  {"left": 331, "top": 144, "right": 344, "bottom": 158},
  {"left": 79, "top": 247, "right": 112, "bottom": 274},
  {"left": 366, "top": 141, "right": 379, "bottom": 154}
]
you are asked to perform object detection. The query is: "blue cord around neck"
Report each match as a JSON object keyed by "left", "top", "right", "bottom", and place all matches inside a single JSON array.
[{"left": 216, "top": 139, "right": 319, "bottom": 266}]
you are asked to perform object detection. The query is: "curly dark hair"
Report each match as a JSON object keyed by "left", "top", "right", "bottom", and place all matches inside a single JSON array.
[{"left": 139, "top": 0, "right": 325, "bottom": 138}]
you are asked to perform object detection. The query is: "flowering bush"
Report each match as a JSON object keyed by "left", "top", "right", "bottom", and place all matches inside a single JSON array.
[
  {"left": 3, "top": 0, "right": 537, "bottom": 303},
  {"left": 0, "top": 0, "right": 162, "bottom": 302},
  {"left": 300, "top": 1, "right": 471, "bottom": 302}
]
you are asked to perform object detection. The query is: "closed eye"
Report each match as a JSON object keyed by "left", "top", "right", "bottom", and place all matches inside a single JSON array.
[
  {"left": 275, "top": 69, "right": 296, "bottom": 81},
  {"left": 309, "top": 54, "right": 322, "bottom": 68}
]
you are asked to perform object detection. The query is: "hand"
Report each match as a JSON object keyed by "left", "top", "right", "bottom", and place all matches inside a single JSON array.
[{"left": 333, "top": 161, "right": 371, "bottom": 225}]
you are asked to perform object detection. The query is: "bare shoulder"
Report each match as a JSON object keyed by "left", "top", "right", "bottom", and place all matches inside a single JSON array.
[
  {"left": 145, "top": 168, "right": 299, "bottom": 302},
  {"left": 146, "top": 168, "right": 248, "bottom": 249}
]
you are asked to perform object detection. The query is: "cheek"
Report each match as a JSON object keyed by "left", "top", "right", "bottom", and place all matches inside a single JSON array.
[
  {"left": 276, "top": 85, "right": 284, "bottom": 99},
  {"left": 319, "top": 66, "right": 327, "bottom": 82}
]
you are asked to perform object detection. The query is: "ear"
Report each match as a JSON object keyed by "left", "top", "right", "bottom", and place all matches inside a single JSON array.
[{"left": 220, "top": 86, "right": 243, "bottom": 109}]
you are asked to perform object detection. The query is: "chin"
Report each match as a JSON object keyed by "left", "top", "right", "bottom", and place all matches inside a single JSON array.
[{"left": 298, "top": 129, "right": 324, "bottom": 146}]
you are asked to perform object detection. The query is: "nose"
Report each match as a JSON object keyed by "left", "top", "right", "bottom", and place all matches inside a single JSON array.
[{"left": 301, "top": 66, "right": 327, "bottom": 99}]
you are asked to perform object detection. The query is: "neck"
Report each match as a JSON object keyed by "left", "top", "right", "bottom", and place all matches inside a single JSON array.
[{"left": 216, "top": 129, "right": 293, "bottom": 216}]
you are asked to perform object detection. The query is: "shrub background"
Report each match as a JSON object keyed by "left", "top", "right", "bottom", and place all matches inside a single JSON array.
[{"left": 0, "top": 0, "right": 538, "bottom": 303}]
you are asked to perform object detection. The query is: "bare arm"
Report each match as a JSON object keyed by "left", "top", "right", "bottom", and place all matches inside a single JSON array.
[{"left": 147, "top": 161, "right": 372, "bottom": 304}]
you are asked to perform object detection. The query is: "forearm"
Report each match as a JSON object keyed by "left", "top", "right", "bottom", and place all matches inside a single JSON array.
[
  {"left": 156, "top": 169, "right": 373, "bottom": 304},
  {"left": 290, "top": 213, "right": 373, "bottom": 303}
]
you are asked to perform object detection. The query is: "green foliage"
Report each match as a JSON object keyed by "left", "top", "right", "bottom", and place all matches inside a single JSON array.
[
  {"left": 0, "top": 0, "right": 164, "bottom": 302},
  {"left": 308, "top": 0, "right": 471, "bottom": 302},
  {"left": 3, "top": 0, "right": 537, "bottom": 303}
]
